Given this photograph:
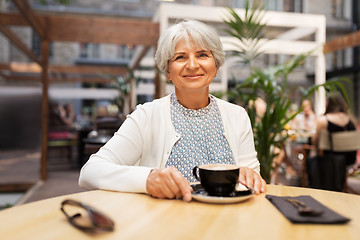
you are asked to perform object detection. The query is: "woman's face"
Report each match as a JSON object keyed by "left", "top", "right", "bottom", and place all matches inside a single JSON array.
[{"left": 167, "top": 37, "right": 218, "bottom": 95}]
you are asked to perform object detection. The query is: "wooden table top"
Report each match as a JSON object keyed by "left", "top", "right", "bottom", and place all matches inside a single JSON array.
[{"left": 0, "top": 185, "right": 359, "bottom": 240}]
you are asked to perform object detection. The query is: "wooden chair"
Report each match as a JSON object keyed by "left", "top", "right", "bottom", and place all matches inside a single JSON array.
[{"left": 293, "top": 144, "right": 315, "bottom": 187}]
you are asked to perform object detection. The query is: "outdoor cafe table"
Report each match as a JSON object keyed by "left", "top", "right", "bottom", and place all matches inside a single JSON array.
[{"left": 0, "top": 185, "right": 359, "bottom": 240}]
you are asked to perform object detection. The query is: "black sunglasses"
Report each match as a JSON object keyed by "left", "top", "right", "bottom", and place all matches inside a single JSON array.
[{"left": 60, "top": 199, "right": 115, "bottom": 233}]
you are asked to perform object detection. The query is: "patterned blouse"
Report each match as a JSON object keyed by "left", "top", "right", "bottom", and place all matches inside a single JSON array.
[{"left": 165, "top": 93, "right": 234, "bottom": 182}]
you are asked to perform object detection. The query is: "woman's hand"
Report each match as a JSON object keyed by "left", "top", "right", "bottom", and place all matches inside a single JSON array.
[
  {"left": 146, "top": 167, "right": 193, "bottom": 202},
  {"left": 238, "top": 167, "right": 266, "bottom": 194}
]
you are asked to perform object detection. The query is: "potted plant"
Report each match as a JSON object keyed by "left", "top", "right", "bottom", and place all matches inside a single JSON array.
[{"left": 223, "top": 2, "right": 347, "bottom": 182}]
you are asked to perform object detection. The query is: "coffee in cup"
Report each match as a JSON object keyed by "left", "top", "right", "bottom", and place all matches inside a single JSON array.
[{"left": 192, "top": 164, "right": 239, "bottom": 197}]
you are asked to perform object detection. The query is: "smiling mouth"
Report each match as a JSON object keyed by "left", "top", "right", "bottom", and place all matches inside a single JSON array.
[{"left": 183, "top": 74, "right": 204, "bottom": 78}]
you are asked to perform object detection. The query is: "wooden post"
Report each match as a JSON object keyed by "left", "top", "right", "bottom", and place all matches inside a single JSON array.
[
  {"left": 129, "top": 74, "right": 136, "bottom": 113},
  {"left": 40, "top": 39, "right": 49, "bottom": 180},
  {"left": 154, "top": 67, "right": 161, "bottom": 99}
]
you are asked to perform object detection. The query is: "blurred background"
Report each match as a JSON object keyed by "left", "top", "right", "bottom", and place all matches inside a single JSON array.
[{"left": 0, "top": 0, "right": 359, "bottom": 206}]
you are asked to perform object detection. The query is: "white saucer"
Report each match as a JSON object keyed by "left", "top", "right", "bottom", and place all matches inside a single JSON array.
[{"left": 191, "top": 184, "right": 254, "bottom": 204}]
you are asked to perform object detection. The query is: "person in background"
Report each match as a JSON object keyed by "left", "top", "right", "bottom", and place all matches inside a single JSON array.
[
  {"left": 289, "top": 99, "right": 317, "bottom": 181},
  {"left": 60, "top": 103, "right": 75, "bottom": 127},
  {"left": 312, "top": 93, "right": 357, "bottom": 165},
  {"left": 292, "top": 99, "right": 316, "bottom": 144},
  {"left": 308, "top": 92, "right": 357, "bottom": 191},
  {"left": 49, "top": 102, "right": 75, "bottom": 131},
  {"left": 79, "top": 19, "right": 266, "bottom": 201}
]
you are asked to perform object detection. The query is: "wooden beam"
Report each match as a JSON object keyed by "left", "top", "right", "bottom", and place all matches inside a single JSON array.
[
  {"left": 49, "top": 65, "right": 128, "bottom": 75},
  {"left": 324, "top": 30, "right": 360, "bottom": 53},
  {"left": 0, "top": 71, "right": 7, "bottom": 79},
  {"left": 0, "top": 74, "right": 40, "bottom": 81},
  {"left": 0, "top": 12, "right": 28, "bottom": 26},
  {"left": 11, "top": 0, "right": 45, "bottom": 39},
  {"left": 40, "top": 39, "right": 49, "bottom": 181},
  {"left": 0, "top": 73, "right": 117, "bottom": 84},
  {"left": 0, "top": 62, "right": 128, "bottom": 75},
  {"left": 0, "top": 63, "right": 11, "bottom": 71},
  {"left": 9, "top": 62, "right": 41, "bottom": 72},
  {"left": 0, "top": 26, "right": 41, "bottom": 64},
  {"left": 0, "top": 183, "right": 35, "bottom": 192},
  {"left": 0, "top": 13, "right": 159, "bottom": 46},
  {"left": 46, "top": 15, "right": 159, "bottom": 46},
  {"left": 54, "top": 77, "right": 115, "bottom": 84}
]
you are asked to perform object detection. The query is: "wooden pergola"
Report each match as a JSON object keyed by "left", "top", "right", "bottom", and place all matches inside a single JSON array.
[{"left": 0, "top": 0, "right": 159, "bottom": 180}]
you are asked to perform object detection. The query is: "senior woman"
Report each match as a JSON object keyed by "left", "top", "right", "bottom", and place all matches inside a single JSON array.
[{"left": 79, "top": 19, "right": 266, "bottom": 201}]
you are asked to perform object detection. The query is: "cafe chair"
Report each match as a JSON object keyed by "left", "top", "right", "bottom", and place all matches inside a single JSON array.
[
  {"left": 294, "top": 144, "right": 316, "bottom": 187},
  {"left": 47, "top": 131, "right": 78, "bottom": 170},
  {"left": 318, "top": 130, "right": 360, "bottom": 152},
  {"left": 81, "top": 115, "right": 123, "bottom": 165},
  {"left": 317, "top": 130, "right": 360, "bottom": 193}
]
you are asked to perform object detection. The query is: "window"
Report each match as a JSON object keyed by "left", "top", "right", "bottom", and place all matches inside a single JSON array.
[
  {"left": 263, "top": 0, "right": 280, "bottom": 11},
  {"left": 232, "top": 0, "right": 282, "bottom": 11},
  {"left": 117, "top": 45, "right": 133, "bottom": 59},
  {"left": 332, "top": 0, "right": 348, "bottom": 19},
  {"left": 79, "top": 43, "right": 100, "bottom": 59},
  {"left": 79, "top": 43, "right": 89, "bottom": 58},
  {"left": 331, "top": 50, "right": 346, "bottom": 69},
  {"left": 192, "top": 0, "right": 214, "bottom": 6},
  {"left": 31, "top": 31, "right": 53, "bottom": 58},
  {"left": 283, "top": 0, "right": 303, "bottom": 13},
  {"left": 231, "top": 0, "right": 247, "bottom": 8}
]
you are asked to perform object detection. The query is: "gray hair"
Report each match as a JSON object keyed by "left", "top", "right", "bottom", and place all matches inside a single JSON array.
[{"left": 154, "top": 19, "right": 225, "bottom": 73}]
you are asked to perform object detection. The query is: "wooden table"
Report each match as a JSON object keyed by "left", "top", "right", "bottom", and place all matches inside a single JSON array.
[{"left": 0, "top": 185, "right": 359, "bottom": 240}]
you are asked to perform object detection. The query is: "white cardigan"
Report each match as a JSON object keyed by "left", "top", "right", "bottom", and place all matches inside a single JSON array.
[{"left": 79, "top": 94, "right": 259, "bottom": 193}]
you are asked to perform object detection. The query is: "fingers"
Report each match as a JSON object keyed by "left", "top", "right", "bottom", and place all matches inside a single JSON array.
[
  {"left": 171, "top": 169, "right": 193, "bottom": 202},
  {"left": 146, "top": 167, "right": 192, "bottom": 201},
  {"left": 239, "top": 167, "right": 266, "bottom": 194}
]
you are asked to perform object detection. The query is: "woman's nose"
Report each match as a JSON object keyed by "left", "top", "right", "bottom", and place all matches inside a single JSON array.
[{"left": 186, "top": 56, "right": 199, "bottom": 70}]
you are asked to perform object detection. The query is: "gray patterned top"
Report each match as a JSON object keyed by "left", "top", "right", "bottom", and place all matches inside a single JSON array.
[{"left": 165, "top": 93, "right": 234, "bottom": 182}]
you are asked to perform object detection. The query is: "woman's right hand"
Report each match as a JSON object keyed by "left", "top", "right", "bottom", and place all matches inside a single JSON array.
[{"left": 146, "top": 167, "right": 193, "bottom": 202}]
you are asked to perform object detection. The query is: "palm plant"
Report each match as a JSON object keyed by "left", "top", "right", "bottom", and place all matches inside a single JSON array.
[
  {"left": 223, "top": 2, "right": 347, "bottom": 182},
  {"left": 229, "top": 53, "right": 346, "bottom": 182},
  {"left": 223, "top": 1, "right": 267, "bottom": 65}
]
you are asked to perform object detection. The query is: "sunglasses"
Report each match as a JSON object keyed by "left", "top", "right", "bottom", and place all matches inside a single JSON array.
[{"left": 60, "top": 199, "right": 115, "bottom": 233}]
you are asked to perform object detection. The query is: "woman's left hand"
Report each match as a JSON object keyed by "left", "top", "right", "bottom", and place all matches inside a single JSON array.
[{"left": 238, "top": 167, "right": 266, "bottom": 194}]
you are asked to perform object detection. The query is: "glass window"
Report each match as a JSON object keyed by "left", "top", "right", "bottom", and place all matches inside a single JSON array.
[
  {"left": 332, "top": 0, "right": 348, "bottom": 19},
  {"left": 90, "top": 44, "right": 100, "bottom": 59},
  {"left": 231, "top": 0, "right": 247, "bottom": 8},
  {"left": 283, "top": 0, "right": 303, "bottom": 13},
  {"left": 79, "top": 43, "right": 88, "bottom": 58},
  {"left": 232, "top": 0, "right": 282, "bottom": 11},
  {"left": 192, "top": 0, "right": 214, "bottom": 5},
  {"left": 79, "top": 43, "right": 100, "bottom": 59},
  {"left": 263, "top": 0, "right": 280, "bottom": 11},
  {"left": 117, "top": 45, "right": 133, "bottom": 59},
  {"left": 32, "top": 30, "right": 53, "bottom": 58}
]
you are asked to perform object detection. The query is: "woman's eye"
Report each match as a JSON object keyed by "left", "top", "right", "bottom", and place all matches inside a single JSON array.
[
  {"left": 198, "top": 52, "right": 210, "bottom": 58},
  {"left": 172, "top": 55, "right": 185, "bottom": 61}
]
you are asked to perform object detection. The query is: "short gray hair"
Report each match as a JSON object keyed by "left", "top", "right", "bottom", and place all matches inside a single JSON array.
[{"left": 154, "top": 19, "right": 225, "bottom": 73}]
